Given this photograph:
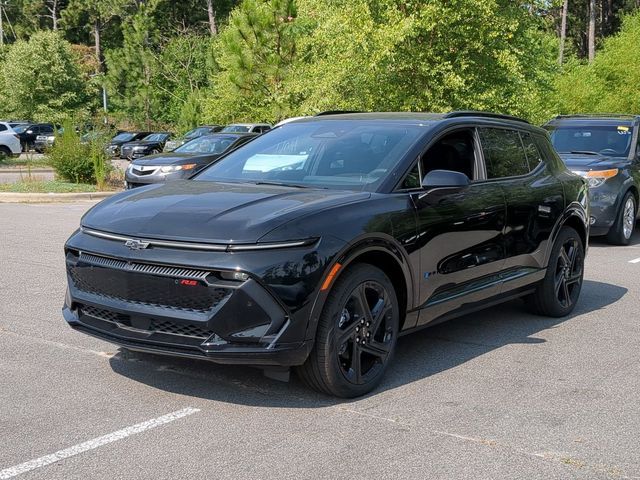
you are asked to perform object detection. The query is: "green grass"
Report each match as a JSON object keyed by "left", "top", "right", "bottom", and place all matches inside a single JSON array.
[
  {"left": 0, "top": 156, "right": 52, "bottom": 168},
  {"left": 0, "top": 180, "right": 97, "bottom": 193}
]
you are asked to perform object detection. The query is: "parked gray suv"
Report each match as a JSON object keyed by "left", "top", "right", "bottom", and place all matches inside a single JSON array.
[{"left": 546, "top": 114, "right": 640, "bottom": 245}]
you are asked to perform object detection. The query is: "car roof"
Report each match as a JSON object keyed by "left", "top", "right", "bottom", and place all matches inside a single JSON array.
[
  {"left": 290, "top": 111, "right": 548, "bottom": 135},
  {"left": 227, "top": 123, "right": 271, "bottom": 127},
  {"left": 546, "top": 114, "right": 639, "bottom": 127}
]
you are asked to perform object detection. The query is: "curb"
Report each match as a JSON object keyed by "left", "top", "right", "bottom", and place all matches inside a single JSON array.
[
  {"left": 0, "top": 168, "right": 54, "bottom": 173},
  {"left": 0, "top": 191, "right": 119, "bottom": 203}
]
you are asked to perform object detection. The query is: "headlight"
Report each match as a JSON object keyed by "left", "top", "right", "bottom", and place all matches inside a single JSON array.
[
  {"left": 160, "top": 164, "right": 197, "bottom": 173},
  {"left": 572, "top": 169, "right": 619, "bottom": 188}
]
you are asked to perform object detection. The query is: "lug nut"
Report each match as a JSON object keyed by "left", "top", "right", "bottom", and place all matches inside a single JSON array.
[
  {"left": 360, "top": 319, "right": 365, "bottom": 324},
  {"left": 366, "top": 322, "right": 370, "bottom": 327},
  {"left": 356, "top": 337, "right": 360, "bottom": 343},
  {"left": 355, "top": 327, "right": 359, "bottom": 332},
  {"left": 366, "top": 332, "right": 370, "bottom": 337}
]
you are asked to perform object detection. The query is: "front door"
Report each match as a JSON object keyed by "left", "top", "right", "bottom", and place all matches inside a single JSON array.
[{"left": 411, "top": 128, "right": 507, "bottom": 327}]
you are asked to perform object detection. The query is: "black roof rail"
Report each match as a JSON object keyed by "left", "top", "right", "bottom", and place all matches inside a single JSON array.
[
  {"left": 315, "top": 110, "right": 363, "bottom": 116},
  {"left": 553, "top": 113, "right": 639, "bottom": 119},
  {"left": 444, "top": 110, "right": 530, "bottom": 124}
]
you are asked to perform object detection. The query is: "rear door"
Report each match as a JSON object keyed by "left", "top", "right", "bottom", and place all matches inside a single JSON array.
[{"left": 477, "top": 127, "right": 564, "bottom": 290}]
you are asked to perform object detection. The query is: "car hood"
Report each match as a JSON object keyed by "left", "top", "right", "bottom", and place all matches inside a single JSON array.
[
  {"left": 131, "top": 152, "right": 215, "bottom": 166},
  {"left": 81, "top": 181, "right": 371, "bottom": 244},
  {"left": 559, "top": 153, "right": 625, "bottom": 170}
]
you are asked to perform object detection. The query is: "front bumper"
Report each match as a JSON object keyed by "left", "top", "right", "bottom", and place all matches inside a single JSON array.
[
  {"left": 63, "top": 248, "right": 313, "bottom": 366},
  {"left": 124, "top": 169, "right": 189, "bottom": 188},
  {"left": 587, "top": 188, "right": 623, "bottom": 235}
]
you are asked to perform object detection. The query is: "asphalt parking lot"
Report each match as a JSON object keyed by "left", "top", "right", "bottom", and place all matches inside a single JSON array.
[{"left": 1, "top": 202, "right": 639, "bottom": 480}]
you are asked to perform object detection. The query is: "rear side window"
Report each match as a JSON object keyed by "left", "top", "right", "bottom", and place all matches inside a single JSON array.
[
  {"left": 0, "top": 124, "right": 6, "bottom": 132},
  {"left": 520, "top": 132, "right": 543, "bottom": 169},
  {"left": 479, "top": 128, "right": 529, "bottom": 179}
]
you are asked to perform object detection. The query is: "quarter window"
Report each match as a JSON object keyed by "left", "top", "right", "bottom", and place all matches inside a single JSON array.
[
  {"left": 520, "top": 132, "right": 543, "bottom": 169},
  {"left": 0, "top": 124, "right": 6, "bottom": 132},
  {"left": 479, "top": 128, "right": 529, "bottom": 179}
]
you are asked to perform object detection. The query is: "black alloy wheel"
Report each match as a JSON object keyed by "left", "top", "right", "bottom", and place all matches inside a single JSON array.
[
  {"left": 526, "top": 226, "right": 584, "bottom": 317},
  {"left": 298, "top": 264, "right": 399, "bottom": 397}
]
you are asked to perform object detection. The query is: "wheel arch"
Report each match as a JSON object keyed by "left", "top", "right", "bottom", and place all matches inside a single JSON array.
[
  {"left": 545, "top": 205, "right": 589, "bottom": 267},
  {"left": 306, "top": 236, "right": 416, "bottom": 339}
]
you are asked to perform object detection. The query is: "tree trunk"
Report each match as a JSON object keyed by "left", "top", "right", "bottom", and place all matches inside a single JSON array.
[
  {"left": 588, "top": 0, "right": 596, "bottom": 62},
  {"left": 51, "top": 0, "right": 58, "bottom": 30},
  {"left": 559, "top": 0, "right": 569, "bottom": 65},
  {"left": 207, "top": 0, "right": 217, "bottom": 36},
  {"left": 94, "top": 20, "right": 102, "bottom": 73}
]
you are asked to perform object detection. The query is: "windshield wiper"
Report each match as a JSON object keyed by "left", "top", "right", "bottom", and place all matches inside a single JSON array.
[
  {"left": 252, "top": 181, "right": 326, "bottom": 189},
  {"left": 566, "top": 150, "right": 600, "bottom": 156}
]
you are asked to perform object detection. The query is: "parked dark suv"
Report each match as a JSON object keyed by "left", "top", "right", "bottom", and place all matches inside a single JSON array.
[
  {"left": 545, "top": 115, "right": 639, "bottom": 245},
  {"left": 63, "top": 112, "right": 589, "bottom": 397},
  {"left": 13, "top": 123, "right": 57, "bottom": 151}
]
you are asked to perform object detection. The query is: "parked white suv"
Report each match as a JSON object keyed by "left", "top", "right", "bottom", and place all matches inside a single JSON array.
[{"left": 0, "top": 122, "right": 21, "bottom": 158}]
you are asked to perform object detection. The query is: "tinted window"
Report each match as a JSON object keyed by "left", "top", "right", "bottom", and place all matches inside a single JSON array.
[
  {"left": 40, "top": 125, "right": 54, "bottom": 134},
  {"left": 112, "top": 133, "right": 136, "bottom": 142},
  {"left": 222, "top": 125, "right": 251, "bottom": 133},
  {"left": 142, "top": 133, "right": 169, "bottom": 142},
  {"left": 479, "top": 128, "right": 529, "bottom": 178},
  {"left": 176, "top": 135, "right": 239, "bottom": 154},
  {"left": 520, "top": 132, "right": 543, "bottom": 169},
  {"left": 0, "top": 124, "right": 6, "bottom": 132},
  {"left": 548, "top": 124, "right": 633, "bottom": 157},
  {"left": 195, "top": 121, "right": 423, "bottom": 191}
]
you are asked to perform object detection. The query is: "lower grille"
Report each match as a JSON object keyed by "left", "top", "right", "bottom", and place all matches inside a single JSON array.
[{"left": 80, "top": 305, "right": 214, "bottom": 340}]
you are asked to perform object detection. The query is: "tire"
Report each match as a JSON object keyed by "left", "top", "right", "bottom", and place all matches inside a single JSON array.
[
  {"left": 526, "top": 226, "right": 584, "bottom": 317},
  {"left": 606, "top": 192, "right": 636, "bottom": 245},
  {"left": 0, "top": 146, "right": 11, "bottom": 159},
  {"left": 297, "top": 264, "right": 399, "bottom": 398}
]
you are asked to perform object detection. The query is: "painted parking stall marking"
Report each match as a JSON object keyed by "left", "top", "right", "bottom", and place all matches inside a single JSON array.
[
  {"left": 629, "top": 257, "right": 640, "bottom": 264},
  {"left": 0, "top": 407, "right": 200, "bottom": 479}
]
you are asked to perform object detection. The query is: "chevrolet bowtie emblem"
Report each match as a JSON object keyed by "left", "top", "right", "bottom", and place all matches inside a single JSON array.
[{"left": 125, "top": 239, "right": 150, "bottom": 250}]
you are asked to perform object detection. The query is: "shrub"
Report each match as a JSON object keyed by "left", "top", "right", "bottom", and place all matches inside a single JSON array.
[{"left": 49, "top": 122, "right": 95, "bottom": 184}]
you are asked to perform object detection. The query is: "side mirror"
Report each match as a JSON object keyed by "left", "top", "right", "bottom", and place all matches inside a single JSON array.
[{"left": 421, "top": 169, "right": 470, "bottom": 189}]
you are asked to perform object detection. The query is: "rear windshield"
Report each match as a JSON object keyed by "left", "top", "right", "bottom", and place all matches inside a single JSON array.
[
  {"left": 184, "top": 127, "right": 212, "bottom": 138},
  {"left": 222, "top": 125, "right": 250, "bottom": 133},
  {"left": 142, "top": 133, "right": 168, "bottom": 142},
  {"left": 195, "top": 121, "right": 424, "bottom": 191},
  {"left": 176, "top": 135, "right": 238, "bottom": 154},
  {"left": 112, "top": 132, "right": 136, "bottom": 142},
  {"left": 548, "top": 124, "right": 634, "bottom": 157}
]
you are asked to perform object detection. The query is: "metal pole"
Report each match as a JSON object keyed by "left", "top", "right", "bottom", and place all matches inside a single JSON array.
[
  {"left": 102, "top": 85, "right": 108, "bottom": 125},
  {"left": 0, "top": 1, "right": 4, "bottom": 47}
]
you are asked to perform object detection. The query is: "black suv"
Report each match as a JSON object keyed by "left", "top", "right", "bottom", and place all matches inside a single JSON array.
[
  {"left": 120, "top": 132, "right": 173, "bottom": 160},
  {"left": 63, "top": 112, "right": 589, "bottom": 397},
  {"left": 546, "top": 115, "right": 639, "bottom": 244},
  {"left": 13, "top": 123, "right": 56, "bottom": 151}
]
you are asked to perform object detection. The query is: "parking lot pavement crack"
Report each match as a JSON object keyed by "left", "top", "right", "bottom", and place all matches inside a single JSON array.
[
  {"left": 335, "top": 408, "right": 637, "bottom": 479},
  {"left": 0, "top": 327, "right": 115, "bottom": 359}
]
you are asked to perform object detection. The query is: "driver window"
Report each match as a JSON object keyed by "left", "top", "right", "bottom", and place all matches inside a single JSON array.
[{"left": 401, "top": 129, "right": 477, "bottom": 189}]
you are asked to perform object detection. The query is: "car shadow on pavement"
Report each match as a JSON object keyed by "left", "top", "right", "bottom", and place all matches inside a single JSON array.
[
  {"left": 109, "top": 279, "right": 626, "bottom": 408},
  {"left": 588, "top": 228, "right": 640, "bottom": 248}
]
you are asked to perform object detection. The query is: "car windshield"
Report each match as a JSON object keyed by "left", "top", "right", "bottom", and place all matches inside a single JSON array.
[
  {"left": 175, "top": 135, "right": 239, "bottom": 154},
  {"left": 184, "top": 127, "right": 211, "bottom": 139},
  {"left": 112, "top": 132, "right": 136, "bottom": 142},
  {"left": 194, "top": 121, "right": 424, "bottom": 191},
  {"left": 143, "top": 133, "right": 168, "bottom": 142},
  {"left": 222, "top": 125, "right": 250, "bottom": 133},
  {"left": 13, "top": 125, "right": 30, "bottom": 133},
  {"left": 548, "top": 124, "right": 634, "bottom": 157}
]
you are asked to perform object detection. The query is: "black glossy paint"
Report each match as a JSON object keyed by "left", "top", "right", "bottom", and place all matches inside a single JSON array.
[{"left": 63, "top": 112, "right": 589, "bottom": 367}]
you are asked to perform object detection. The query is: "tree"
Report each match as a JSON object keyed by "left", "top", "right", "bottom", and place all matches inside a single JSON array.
[
  {"left": 62, "top": 0, "right": 128, "bottom": 72},
  {"left": 204, "top": 0, "right": 303, "bottom": 122},
  {"left": 588, "top": 0, "right": 596, "bottom": 61},
  {"left": 286, "top": 0, "right": 558, "bottom": 123},
  {"left": 554, "top": 10, "right": 640, "bottom": 113},
  {"left": 559, "top": 0, "right": 569, "bottom": 64},
  {"left": 0, "top": 30, "right": 89, "bottom": 122}
]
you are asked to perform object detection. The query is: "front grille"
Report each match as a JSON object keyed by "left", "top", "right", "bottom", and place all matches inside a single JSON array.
[
  {"left": 80, "top": 305, "right": 214, "bottom": 339},
  {"left": 132, "top": 167, "right": 156, "bottom": 176},
  {"left": 68, "top": 253, "right": 232, "bottom": 313},
  {"left": 79, "top": 252, "right": 209, "bottom": 281}
]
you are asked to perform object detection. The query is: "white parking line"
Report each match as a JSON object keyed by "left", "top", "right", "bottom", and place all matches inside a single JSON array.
[
  {"left": 629, "top": 257, "right": 640, "bottom": 264},
  {"left": 0, "top": 407, "right": 200, "bottom": 479}
]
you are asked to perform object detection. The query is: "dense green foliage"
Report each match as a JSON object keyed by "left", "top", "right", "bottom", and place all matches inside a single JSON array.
[
  {"left": 0, "top": 0, "right": 638, "bottom": 129},
  {"left": 49, "top": 122, "right": 95, "bottom": 183},
  {"left": 0, "top": 31, "right": 89, "bottom": 122}
]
